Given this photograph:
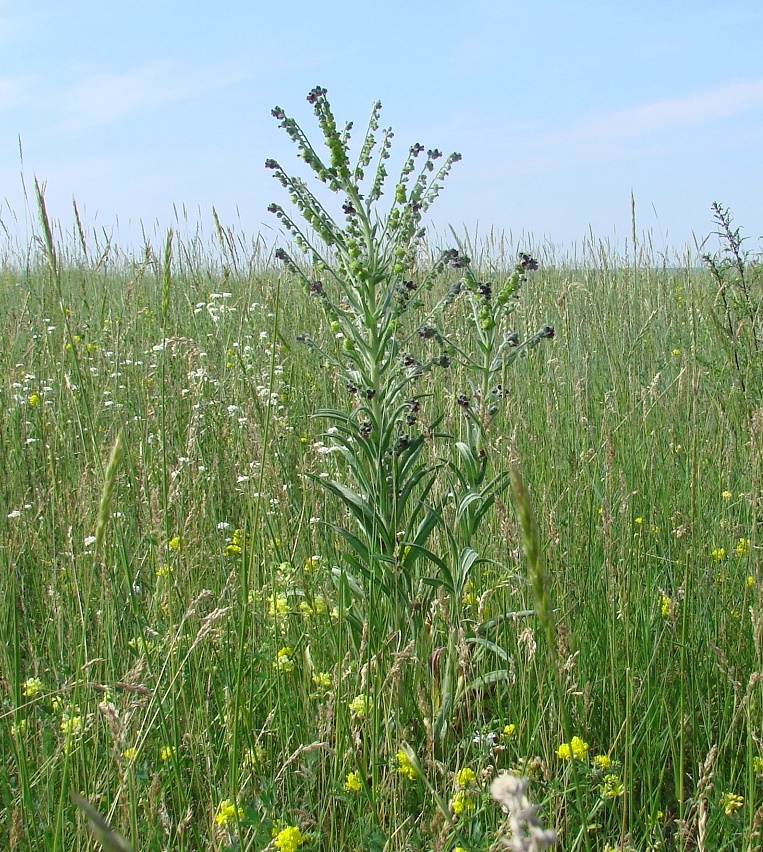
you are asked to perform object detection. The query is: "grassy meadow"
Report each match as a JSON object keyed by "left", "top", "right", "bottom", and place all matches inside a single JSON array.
[{"left": 1, "top": 214, "right": 762, "bottom": 852}]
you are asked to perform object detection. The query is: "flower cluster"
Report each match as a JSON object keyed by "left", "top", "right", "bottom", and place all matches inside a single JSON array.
[
  {"left": 215, "top": 799, "right": 243, "bottom": 826},
  {"left": 556, "top": 736, "right": 588, "bottom": 761},
  {"left": 273, "top": 825, "right": 307, "bottom": 852},
  {"left": 396, "top": 749, "right": 418, "bottom": 781}
]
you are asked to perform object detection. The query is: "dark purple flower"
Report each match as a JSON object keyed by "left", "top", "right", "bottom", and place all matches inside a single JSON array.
[
  {"left": 518, "top": 252, "right": 539, "bottom": 271},
  {"left": 306, "top": 86, "right": 327, "bottom": 105}
]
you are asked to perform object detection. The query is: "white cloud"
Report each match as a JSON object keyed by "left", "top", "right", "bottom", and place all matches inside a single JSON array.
[
  {"left": 59, "top": 60, "right": 247, "bottom": 128},
  {"left": 478, "top": 79, "right": 763, "bottom": 176},
  {"left": 556, "top": 79, "right": 763, "bottom": 149}
]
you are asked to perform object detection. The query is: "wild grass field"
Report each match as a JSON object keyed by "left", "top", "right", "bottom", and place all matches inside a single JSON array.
[
  {"left": 1, "top": 92, "right": 762, "bottom": 852},
  {"left": 1, "top": 217, "right": 760, "bottom": 851}
]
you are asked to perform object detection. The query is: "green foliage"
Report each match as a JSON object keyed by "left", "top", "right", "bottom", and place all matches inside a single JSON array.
[{"left": 702, "top": 202, "right": 762, "bottom": 409}]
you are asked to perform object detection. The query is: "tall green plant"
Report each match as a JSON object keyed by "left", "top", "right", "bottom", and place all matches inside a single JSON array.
[
  {"left": 702, "top": 203, "right": 762, "bottom": 408},
  {"left": 266, "top": 87, "right": 552, "bottom": 679}
]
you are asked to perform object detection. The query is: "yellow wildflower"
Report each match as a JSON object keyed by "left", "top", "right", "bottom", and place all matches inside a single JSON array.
[
  {"left": 303, "top": 555, "right": 321, "bottom": 572},
  {"left": 451, "top": 789, "right": 476, "bottom": 815},
  {"left": 736, "top": 538, "right": 751, "bottom": 557},
  {"left": 160, "top": 745, "right": 175, "bottom": 761},
  {"left": 22, "top": 677, "right": 43, "bottom": 698},
  {"left": 168, "top": 536, "right": 181, "bottom": 551},
  {"left": 225, "top": 528, "right": 243, "bottom": 556},
  {"left": 215, "top": 799, "right": 244, "bottom": 826},
  {"left": 752, "top": 756, "right": 763, "bottom": 775},
  {"left": 593, "top": 754, "right": 612, "bottom": 771},
  {"left": 348, "top": 694, "right": 368, "bottom": 718},
  {"left": 122, "top": 747, "right": 138, "bottom": 760},
  {"left": 711, "top": 547, "right": 726, "bottom": 561},
  {"left": 660, "top": 594, "right": 675, "bottom": 618},
  {"left": 273, "top": 825, "right": 306, "bottom": 852},
  {"left": 312, "top": 672, "right": 332, "bottom": 691},
  {"left": 747, "top": 575, "right": 756, "bottom": 587},
  {"left": 599, "top": 774, "right": 625, "bottom": 798},
  {"left": 274, "top": 648, "right": 294, "bottom": 673},
  {"left": 267, "top": 593, "right": 288, "bottom": 618},
  {"left": 455, "top": 767, "right": 477, "bottom": 787},
  {"left": 502, "top": 724, "right": 517, "bottom": 739},
  {"left": 720, "top": 791, "right": 743, "bottom": 815},
  {"left": 396, "top": 749, "right": 418, "bottom": 781},
  {"left": 344, "top": 771, "right": 363, "bottom": 792},
  {"left": 60, "top": 714, "right": 82, "bottom": 736},
  {"left": 722, "top": 490, "right": 732, "bottom": 500},
  {"left": 556, "top": 736, "right": 588, "bottom": 761}
]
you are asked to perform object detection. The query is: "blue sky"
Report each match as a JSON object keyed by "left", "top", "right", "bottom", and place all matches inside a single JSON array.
[{"left": 1, "top": 0, "right": 762, "bottom": 257}]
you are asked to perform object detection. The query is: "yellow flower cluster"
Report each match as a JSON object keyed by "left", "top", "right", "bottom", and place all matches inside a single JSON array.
[
  {"left": 592, "top": 754, "right": 612, "bottom": 771},
  {"left": 348, "top": 694, "right": 368, "bottom": 718},
  {"left": 736, "top": 538, "right": 751, "bottom": 557},
  {"left": 455, "top": 767, "right": 477, "bottom": 787},
  {"left": 396, "top": 749, "right": 418, "bottom": 781},
  {"left": 556, "top": 736, "right": 588, "bottom": 761},
  {"left": 312, "top": 672, "right": 332, "bottom": 691},
  {"left": 599, "top": 774, "right": 625, "bottom": 798},
  {"left": 22, "top": 677, "right": 43, "bottom": 698},
  {"left": 344, "top": 771, "right": 362, "bottom": 792},
  {"left": 274, "top": 648, "right": 295, "bottom": 672},
  {"left": 225, "top": 528, "right": 244, "bottom": 556},
  {"left": 451, "top": 789, "right": 476, "bottom": 815},
  {"left": 215, "top": 799, "right": 244, "bottom": 826},
  {"left": 60, "top": 714, "right": 82, "bottom": 736},
  {"left": 273, "top": 825, "right": 306, "bottom": 852},
  {"left": 268, "top": 593, "right": 289, "bottom": 619},
  {"left": 720, "top": 791, "right": 743, "bottom": 815}
]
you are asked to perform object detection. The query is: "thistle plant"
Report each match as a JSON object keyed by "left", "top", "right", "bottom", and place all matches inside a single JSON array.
[{"left": 266, "top": 87, "right": 552, "bottom": 681}]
